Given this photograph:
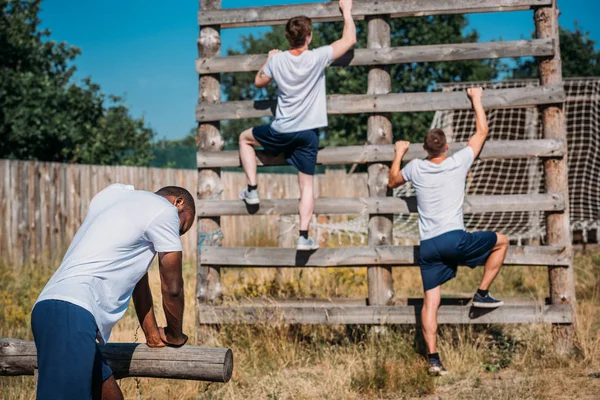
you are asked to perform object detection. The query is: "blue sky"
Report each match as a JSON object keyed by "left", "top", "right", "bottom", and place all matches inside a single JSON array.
[{"left": 40, "top": 0, "right": 599, "bottom": 140}]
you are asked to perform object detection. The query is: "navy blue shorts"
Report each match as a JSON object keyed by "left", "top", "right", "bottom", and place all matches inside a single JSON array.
[
  {"left": 419, "top": 230, "right": 498, "bottom": 292},
  {"left": 252, "top": 124, "right": 319, "bottom": 175},
  {"left": 31, "top": 300, "right": 113, "bottom": 399}
]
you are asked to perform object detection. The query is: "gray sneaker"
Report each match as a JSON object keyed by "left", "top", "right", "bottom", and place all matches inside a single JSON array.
[
  {"left": 297, "top": 236, "right": 319, "bottom": 250},
  {"left": 239, "top": 188, "right": 259, "bottom": 205}
]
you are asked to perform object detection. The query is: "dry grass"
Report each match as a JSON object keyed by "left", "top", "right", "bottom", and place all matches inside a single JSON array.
[{"left": 1, "top": 250, "right": 600, "bottom": 399}]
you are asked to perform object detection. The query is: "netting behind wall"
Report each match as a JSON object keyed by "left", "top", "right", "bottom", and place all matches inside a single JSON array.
[{"left": 314, "top": 78, "right": 600, "bottom": 245}]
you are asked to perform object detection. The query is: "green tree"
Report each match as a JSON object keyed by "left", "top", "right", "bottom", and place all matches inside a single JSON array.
[
  {"left": 512, "top": 23, "right": 600, "bottom": 79},
  {"left": 221, "top": 16, "right": 499, "bottom": 147},
  {"left": 0, "top": 0, "right": 155, "bottom": 165}
]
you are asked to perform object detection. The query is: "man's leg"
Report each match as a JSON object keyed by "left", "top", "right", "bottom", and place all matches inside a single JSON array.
[
  {"left": 239, "top": 128, "right": 260, "bottom": 186},
  {"left": 478, "top": 232, "right": 508, "bottom": 291},
  {"left": 297, "top": 171, "right": 314, "bottom": 232},
  {"left": 95, "top": 376, "right": 124, "bottom": 400},
  {"left": 422, "top": 286, "right": 441, "bottom": 355}
]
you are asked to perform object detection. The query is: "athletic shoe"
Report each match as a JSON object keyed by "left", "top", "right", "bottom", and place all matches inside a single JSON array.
[
  {"left": 428, "top": 359, "right": 448, "bottom": 376},
  {"left": 239, "top": 188, "right": 260, "bottom": 205},
  {"left": 472, "top": 292, "right": 504, "bottom": 308},
  {"left": 296, "top": 236, "right": 319, "bottom": 250}
]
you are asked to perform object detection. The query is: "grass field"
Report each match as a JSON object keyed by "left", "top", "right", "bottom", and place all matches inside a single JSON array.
[{"left": 1, "top": 248, "right": 599, "bottom": 399}]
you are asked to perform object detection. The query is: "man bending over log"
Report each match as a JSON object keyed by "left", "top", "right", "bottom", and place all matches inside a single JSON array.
[
  {"left": 388, "top": 88, "right": 509, "bottom": 376},
  {"left": 238, "top": 0, "right": 356, "bottom": 250},
  {"left": 32, "top": 184, "right": 195, "bottom": 399}
]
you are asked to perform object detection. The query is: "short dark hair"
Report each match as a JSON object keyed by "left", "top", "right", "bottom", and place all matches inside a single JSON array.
[
  {"left": 424, "top": 129, "right": 447, "bottom": 157},
  {"left": 285, "top": 16, "right": 312, "bottom": 48},
  {"left": 156, "top": 186, "right": 196, "bottom": 217}
]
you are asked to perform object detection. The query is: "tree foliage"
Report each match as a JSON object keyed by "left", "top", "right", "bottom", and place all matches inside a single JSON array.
[{"left": 0, "top": 0, "right": 155, "bottom": 165}]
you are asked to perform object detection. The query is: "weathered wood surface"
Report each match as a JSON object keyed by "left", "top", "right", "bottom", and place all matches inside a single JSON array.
[
  {"left": 197, "top": 139, "right": 566, "bottom": 168},
  {"left": 198, "top": 0, "right": 552, "bottom": 28},
  {"left": 197, "top": 193, "right": 565, "bottom": 217},
  {"left": 196, "top": 85, "right": 565, "bottom": 121},
  {"left": 197, "top": 39, "right": 554, "bottom": 74},
  {"left": 0, "top": 339, "right": 233, "bottom": 383},
  {"left": 200, "top": 245, "right": 569, "bottom": 267},
  {"left": 197, "top": 303, "right": 572, "bottom": 324},
  {"left": 535, "top": 4, "right": 577, "bottom": 319}
]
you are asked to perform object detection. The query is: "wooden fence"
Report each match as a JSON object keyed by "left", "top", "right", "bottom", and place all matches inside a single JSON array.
[{"left": 196, "top": 0, "right": 576, "bottom": 327}]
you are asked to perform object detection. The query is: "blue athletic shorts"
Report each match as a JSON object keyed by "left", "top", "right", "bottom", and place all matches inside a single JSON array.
[
  {"left": 419, "top": 230, "right": 498, "bottom": 292},
  {"left": 31, "top": 300, "right": 113, "bottom": 399},
  {"left": 252, "top": 124, "right": 319, "bottom": 175}
]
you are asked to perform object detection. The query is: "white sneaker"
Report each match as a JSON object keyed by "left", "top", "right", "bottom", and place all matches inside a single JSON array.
[
  {"left": 239, "top": 188, "right": 260, "bottom": 205},
  {"left": 296, "top": 236, "right": 319, "bottom": 250}
]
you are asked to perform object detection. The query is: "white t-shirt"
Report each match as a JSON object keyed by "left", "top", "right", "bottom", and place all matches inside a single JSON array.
[
  {"left": 263, "top": 45, "right": 333, "bottom": 133},
  {"left": 402, "top": 147, "right": 475, "bottom": 241},
  {"left": 35, "top": 184, "right": 182, "bottom": 343}
]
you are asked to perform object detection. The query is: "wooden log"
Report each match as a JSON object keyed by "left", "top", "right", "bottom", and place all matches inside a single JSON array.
[
  {"left": 200, "top": 245, "right": 569, "bottom": 267},
  {"left": 197, "top": 138, "right": 566, "bottom": 168},
  {"left": 195, "top": 85, "right": 565, "bottom": 121},
  {"left": 366, "top": 15, "right": 394, "bottom": 306},
  {"left": 197, "top": 193, "right": 565, "bottom": 217},
  {"left": 198, "top": 0, "right": 552, "bottom": 28},
  {"left": 0, "top": 339, "right": 233, "bottom": 383},
  {"left": 197, "top": 39, "right": 554, "bottom": 74},
  {"left": 196, "top": 303, "right": 572, "bottom": 325},
  {"left": 535, "top": 2, "right": 576, "bottom": 333},
  {"left": 197, "top": 0, "right": 224, "bottom": 306}
]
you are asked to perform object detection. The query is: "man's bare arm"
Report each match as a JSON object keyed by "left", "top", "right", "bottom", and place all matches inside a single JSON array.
[
  {"left": 330, "top": 0, "right": 357, "bottom": 60},
  {"left": 255, "top": 49, "right": 280, "bottom": 88},
  {"left": 132, "top": 273, "right": 164, "bottom": 347},
  {"left": 388, "top": 141, "right": 410, "bottom": 189},
  {"left": 466, "top": 87, "right": 489, "bottom": 159},
  {"left": 158, "top": 251, "right": 187, "bottom": 346}
]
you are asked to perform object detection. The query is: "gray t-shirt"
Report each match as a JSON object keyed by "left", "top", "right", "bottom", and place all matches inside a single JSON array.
[
  {"left": 263, "top": 45, "right": 333, "bottom": 133},
  {"left": 402, "top": 147, "right": 475, "bottom": 241}
]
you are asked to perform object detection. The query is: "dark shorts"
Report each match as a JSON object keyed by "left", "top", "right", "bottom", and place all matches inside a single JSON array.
[
  {"left": 419, "top": 230, "right": 498, "bottom": 292},
  {"left": 252, "top": 124, "right": 319, "bottom": 175},
  {"left": 31, "top": 300, "right": 113, "bottom": 400}
]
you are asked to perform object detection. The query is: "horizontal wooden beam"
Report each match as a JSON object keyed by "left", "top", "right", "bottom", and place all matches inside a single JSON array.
[
  {"left": 200, "top": 245, "right": 569, "bottom": 267},
  {"left": 196, "top": 85, "right": 565, "bottom": 122},
  {"left": 197, "top": 193, "right": 564, "bottom": 217},
  {"left": 0, "top": 339, "right": 233, "bottom": 382},
  {"left": 197, "top": 139, "right": 566, "bottom": 168},
  {"left": 197, "top": 39, "right": 554, "bottom": 74},
  {"left": 197, "top": 303, "right": 572, "bottom": 324},
  {"left": 199, "top": 0, "right": 551, "bottom": 28}
]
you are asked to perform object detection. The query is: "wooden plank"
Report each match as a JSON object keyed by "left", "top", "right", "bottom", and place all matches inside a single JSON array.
[
  {"left": 197, "top": 39, "right": 554, "bottom": 74},
  {"left": 535, "top": 3, "right": 576, "bottom": 330},
  {"left": 198, "top": 0, "right": 552, "bottom": 28},
  {"left": 197, "top": 193, "right": 565, "bottom": 217},
  {"left": 195, "top": 85, "right": 565, "bottom": 121},
  {"left": 201, "top": 245, "right": 569, "bottom": 267},
  {"left": 197, "top": 303, "right": 572, "bottom": 324},
  {"left": 197, "top": 138, "right": 566, "bottom": 168},
  {"left": 0, "top": 338, "right": 233, "bottom": 383}
]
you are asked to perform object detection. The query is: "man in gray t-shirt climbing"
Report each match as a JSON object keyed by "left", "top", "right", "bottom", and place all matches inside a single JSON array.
[{"left": 238, "top": 0, "right": 357, "bottom": 250}]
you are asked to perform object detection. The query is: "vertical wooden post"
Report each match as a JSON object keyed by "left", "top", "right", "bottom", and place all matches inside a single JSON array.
[
  {"left": 366, "top": 15, "right": 395, "bottom": 306},
  {"left": 197, "top": 0, "right": 224, "bottom": 309},
  {"left": 276, "top": 215, "right": 297, "bottom": 290},
  {"left": 534, "top": 1, "right": 576, "bottom": 333}
]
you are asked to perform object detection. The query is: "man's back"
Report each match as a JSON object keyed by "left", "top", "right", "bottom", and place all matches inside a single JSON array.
[
  {"left": 402, "top": 147, "right": 475, "bottom": 240},
  {"left": 36, "top": 184, "right": 182, "bottom": 343}
]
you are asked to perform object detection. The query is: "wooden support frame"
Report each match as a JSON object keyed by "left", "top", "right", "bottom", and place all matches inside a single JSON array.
[
  {"left": 198, "top": 0, "right": 552, "bottom": 28},
  {"left": 196, "top": 85, "right": 565, "bottom": 122},
  {"left": 197, "top": 139, "right": 566, "bottom": 168}
]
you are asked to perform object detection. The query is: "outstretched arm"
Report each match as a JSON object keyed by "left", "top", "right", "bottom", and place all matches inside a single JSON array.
[
  {"left": 330, "top": 0, "right": 357, "bottom": 60},
  {"left": 158, "top": 251, "right": 188, "bottom": 347},
  {"left": 466, "top": 87, "right": 489, "bottom": 159},
  {"left": 388, "top": 141, "right": 410, "bottom": 189},
  {"left": 132, "top": 273, "right": 164, "bottom": 347},
  {"left": 255, "top": 49, "right": 281, "bottom": 88}
]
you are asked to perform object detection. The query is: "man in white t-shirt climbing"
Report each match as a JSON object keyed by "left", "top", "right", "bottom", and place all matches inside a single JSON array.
[
  {"left": 32, "top": 184, "right": 195, "bottom": 399},
  {"left": 388, "top": 88, "right": 509, "bottom": 376},
  {"left": 238, "top": 0, "right": 357, "bottom": 250}
]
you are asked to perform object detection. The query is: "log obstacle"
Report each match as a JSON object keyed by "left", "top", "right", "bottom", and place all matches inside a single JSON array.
[{"left": 0, "top": 339, "right": 233, "bottom": 383}]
